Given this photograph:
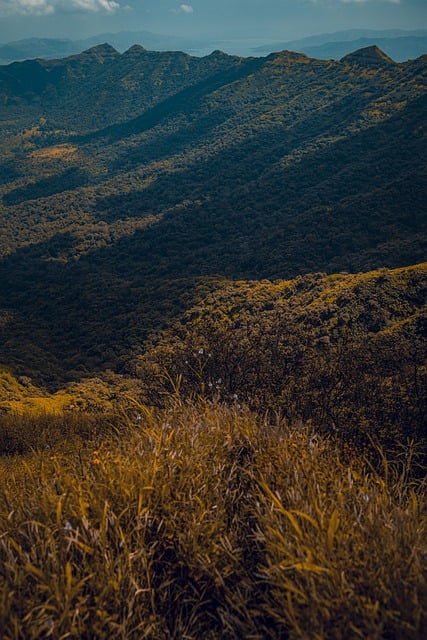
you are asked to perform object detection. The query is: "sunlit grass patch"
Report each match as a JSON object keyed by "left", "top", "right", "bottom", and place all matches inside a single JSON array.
[
  {"left": 0, "top": 411, "right": 118, "bottom": 457},
  {"left": 29, "top": 144, "right": 78, "bottom": 161}
]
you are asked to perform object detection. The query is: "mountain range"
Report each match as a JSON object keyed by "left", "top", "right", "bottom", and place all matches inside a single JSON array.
[
  {"left": 0, "top": 42, "right": 425, "bottom": 390},
  {"left": 255, "top": 28, "right": 427, "bottom": 62},
  {"left": 0, "top": 31, "right": 209, "bottom": 65},
  {"left": 1, "top": 28, "right": 426, "bottom": 64}
]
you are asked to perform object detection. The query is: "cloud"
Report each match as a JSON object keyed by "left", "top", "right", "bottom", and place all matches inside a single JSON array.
[
  {"left": 170, "top": 3, "right": 194, "bottom": 15},
  {"left": 0, "top": 0, "right": 53, "bottom": 15},
  {"left": 178, "top": 3, "right": 194, "bottom": 13},
  {"left": 0, "top": 0, "right": 121, "bottom": 16}
]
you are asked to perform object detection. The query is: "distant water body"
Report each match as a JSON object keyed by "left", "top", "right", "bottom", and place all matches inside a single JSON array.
[{"left": 186, "top": 38, "right": 277, "bottom": 58}]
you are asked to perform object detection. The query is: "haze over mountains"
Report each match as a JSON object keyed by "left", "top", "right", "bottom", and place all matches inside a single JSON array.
[
  {"left": 255, "top": 29, "right": 427, "bottom": 62},
  {"left": 1, "top": 28, "right": 426, "bottom": 64},
  {"left": 0, "top": 41, "right": 425, "bottom": 388}
]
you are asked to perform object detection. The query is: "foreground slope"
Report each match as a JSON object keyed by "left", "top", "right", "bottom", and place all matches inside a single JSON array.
[{"left": 1, "top": 401, "right": 425, "bottom": 639}]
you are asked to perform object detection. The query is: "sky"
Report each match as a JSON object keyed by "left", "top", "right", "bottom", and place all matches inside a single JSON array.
[{"left": 0, "top": 0, "right": 426, "bottom": 44}]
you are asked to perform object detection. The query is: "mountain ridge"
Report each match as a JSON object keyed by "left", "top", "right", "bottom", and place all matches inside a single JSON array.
[
  {"left": 341, "top": 45, "right": 396, "bottom": 67},
  {"left": 2, "top": 43, "right": 425, "bottom": 134},
  {"left": 254, "top": 29, "right": 427, "bottom": 61},
  {"left": 1, "top": 28, "right": 426, "bottom": 64}
]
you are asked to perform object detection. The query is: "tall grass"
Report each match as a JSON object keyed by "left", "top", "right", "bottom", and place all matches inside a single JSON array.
[
  {"left": 0, "top": 411, "right": 118, "bottom": 456},
  {"left": 0, "top": 401, "right": 425, "bottom": 638}
]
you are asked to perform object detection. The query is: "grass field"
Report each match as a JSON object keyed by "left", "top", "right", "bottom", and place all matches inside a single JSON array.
[{"left": 0, "top": 400, "right": 425, "bottom": 639}]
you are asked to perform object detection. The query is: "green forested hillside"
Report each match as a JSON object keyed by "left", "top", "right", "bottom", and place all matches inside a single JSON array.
[
  {"left": 0, "top": 44, "right": 425, "bottom": 392},
  {"left": 0, "top": 262, "right": 425, "bottom": 446}
]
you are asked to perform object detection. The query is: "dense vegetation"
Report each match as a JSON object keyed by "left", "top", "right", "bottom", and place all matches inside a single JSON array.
[
  {"left": 0, "top": 44, "right": 426, "bottom": 386},
  {"left": 136, "top": 264, "right": 426, "bottom": 446},
  {"left": 0, "top": 264, "right": 425, "bottom": 447}
]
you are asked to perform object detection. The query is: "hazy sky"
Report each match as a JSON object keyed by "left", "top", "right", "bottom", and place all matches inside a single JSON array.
[{"left": 0, "top": 0, "right": 426, "bottom": 43}]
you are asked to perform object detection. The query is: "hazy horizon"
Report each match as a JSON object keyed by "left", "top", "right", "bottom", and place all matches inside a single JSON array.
[{"left": 0, "top": 0, "right": 426, "bottom": 46}]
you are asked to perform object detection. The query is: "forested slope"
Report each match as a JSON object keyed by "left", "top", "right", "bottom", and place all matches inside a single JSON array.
[{"left": 0, "top": 44, "right": 425, "bottom": 388}]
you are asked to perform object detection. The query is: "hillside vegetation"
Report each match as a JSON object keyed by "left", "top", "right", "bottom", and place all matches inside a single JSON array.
[
  {"left": 136, "top": 264, "right": 426, "bottom": 444},
  {"left": 0, "top": 45, "right": 426, "bottom": 386},
  {"left": 0, "top": 263, "right": 425, "bottom": 450}
]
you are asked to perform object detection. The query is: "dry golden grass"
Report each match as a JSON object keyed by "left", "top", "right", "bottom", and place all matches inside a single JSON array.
[
  {"left": 4, "top": 394, "right": 74, "bottom": 416},
  {"left": 0, "top": 401, "right": 425, "bottom": 639},
  {"left": 29, "top": 144, "right": 78, "bottom": 161}
]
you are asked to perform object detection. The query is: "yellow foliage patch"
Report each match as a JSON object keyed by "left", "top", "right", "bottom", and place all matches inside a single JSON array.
[
  {"left": 29, "top": 144, "right": 78, "bottom": 161},
  {"left": 6, "top": 393, "right": 73, "bottom": 415}
]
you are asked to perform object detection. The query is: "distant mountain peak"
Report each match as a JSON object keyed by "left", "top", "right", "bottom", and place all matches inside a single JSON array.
[
  {"left": 412, "top": 53, "right": 427, "bottom": 65},
  {"left": 79, "top": 43, "right": 120, "bottom": 61},
  {"left": 208, "top": 49, "right": 230, "bottom": 58},
  {"left": 124, "top": 44, "right": 148, "bottom": 55},
  {"left": 268, "top": 50, "right": 310, "bottom": 64},
  {"left": 341, "top": 45, "right": 395, "bottom": 67}
]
